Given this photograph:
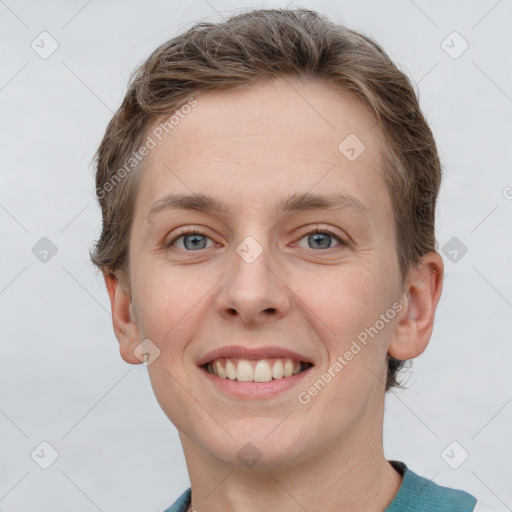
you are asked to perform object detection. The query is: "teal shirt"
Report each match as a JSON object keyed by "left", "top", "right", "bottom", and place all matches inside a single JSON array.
[{"left": 163, "top": 461, "right": 477, "bottom": 511}]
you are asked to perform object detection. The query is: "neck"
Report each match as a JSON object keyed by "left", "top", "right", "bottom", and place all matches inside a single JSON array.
[{"left": 179, "top": 391, "right": 403, "bottom": 512}]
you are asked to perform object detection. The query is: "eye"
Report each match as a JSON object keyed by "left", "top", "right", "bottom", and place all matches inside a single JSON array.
[
  {"left": 166, "top": 229, "right": 215, "bottom": 251},
  {"left": 165, "top": 226, "right": 348, "bottom": 252},
  {"left": 295, "top": 227, "right": 347, "bottom": 250}
]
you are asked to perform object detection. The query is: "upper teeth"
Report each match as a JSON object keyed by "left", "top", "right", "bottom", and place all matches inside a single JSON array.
[{"left": 205, "top": 357, "right": 306, "bottom": 382}]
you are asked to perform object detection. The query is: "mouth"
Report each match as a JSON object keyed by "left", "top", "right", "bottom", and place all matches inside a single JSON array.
[
  {"left": 196, "top": 345, "right": 315, "bottom": 398},
  {"left": 202, "top": 357, "right": 314, "bottom": 382}
]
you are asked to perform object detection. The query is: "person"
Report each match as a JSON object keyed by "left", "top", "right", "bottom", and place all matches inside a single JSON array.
[{"left": 89, "top": 8, "right": 477, "bottom": 511}]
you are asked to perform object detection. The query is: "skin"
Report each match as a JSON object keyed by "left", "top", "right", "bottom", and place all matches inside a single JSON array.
[{"left": 104, "top": 76, "right": 443, "bottom": 511}]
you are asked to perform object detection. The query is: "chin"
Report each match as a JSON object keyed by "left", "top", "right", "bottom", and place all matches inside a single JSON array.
[{"left": 200, "top": 423, "right": 313, "bottom": 470}]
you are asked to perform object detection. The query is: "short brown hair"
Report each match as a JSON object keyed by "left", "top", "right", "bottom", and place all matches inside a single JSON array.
[{"left": 89, "top": 8, "right": 441, "bottom": 392}]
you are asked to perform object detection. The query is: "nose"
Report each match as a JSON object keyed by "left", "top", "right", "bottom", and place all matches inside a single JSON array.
[{"left": 215, "top": 239, "right": 291, "bottom": 326}]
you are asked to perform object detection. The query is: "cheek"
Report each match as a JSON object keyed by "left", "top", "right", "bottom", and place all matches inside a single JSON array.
[
  {"left": 298, "top": 265, "right": 381, "bottom": 331},
  {"left": 132, "top": 266, "right": 213, "bottom": 428},
  {"left": 294, "top": 265, "right": 395, "bottom": 369},
  {"left": 131, "top": 262, "right": 208, "bottom": 349}
]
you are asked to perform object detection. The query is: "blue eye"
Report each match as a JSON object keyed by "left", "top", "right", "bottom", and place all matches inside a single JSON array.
[
  {"left": 166, "top": 227, "right": 347, "bottom": 252},
  {"left": 296, "top": 229, "right": 346, "bottom": 250},
  {"left": 167, "top": 230, "right": 214, "bottom": 251}
]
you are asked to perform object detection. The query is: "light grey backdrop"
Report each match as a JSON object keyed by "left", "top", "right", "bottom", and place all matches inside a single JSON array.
[{"left": 1, "top": 0, "right": 511, "bottom": 510}]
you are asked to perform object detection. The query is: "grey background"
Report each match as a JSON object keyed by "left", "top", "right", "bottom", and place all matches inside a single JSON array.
[{"left": 1, "top": 0, "right": 511, "bottom": 510}]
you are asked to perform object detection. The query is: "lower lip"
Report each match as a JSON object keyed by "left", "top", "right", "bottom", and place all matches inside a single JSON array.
[{"left": 199, "top": 365, "right": 313, "bottom": 399}]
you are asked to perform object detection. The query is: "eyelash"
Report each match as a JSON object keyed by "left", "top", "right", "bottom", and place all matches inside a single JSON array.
[{"left": 165, "top": 226, "right": 348, "bottom": 251}]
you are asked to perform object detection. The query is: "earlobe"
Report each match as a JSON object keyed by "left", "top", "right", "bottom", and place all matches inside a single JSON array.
[
  {"left": 388, "top": 252, "right": 444, "bottom": 361},
  {"left": 103, "top": 271, "right": 142, "bottom": 365}
]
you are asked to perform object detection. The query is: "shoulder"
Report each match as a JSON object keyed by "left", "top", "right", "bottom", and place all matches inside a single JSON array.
[
  {"left": 386, "top": 461, "right": 477, "bottom": 512},
  {"left": 162, "top": 488, "right": 191, "bottom": 512}
]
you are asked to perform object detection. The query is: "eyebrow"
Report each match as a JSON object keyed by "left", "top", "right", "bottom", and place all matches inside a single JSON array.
[{"left": 146, "top": 191, "right": 371, "bottom": 219}]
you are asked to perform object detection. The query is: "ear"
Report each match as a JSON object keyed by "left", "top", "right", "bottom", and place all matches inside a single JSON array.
[
  {"left": 103, "top": 271, "right": 142, "bottom": 365},
  {"left": 388, "top": 252, "right": 444, "bottom": 360}
]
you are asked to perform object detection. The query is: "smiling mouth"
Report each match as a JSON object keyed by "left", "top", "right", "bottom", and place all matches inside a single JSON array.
[{"left": 203, "top": 357, "right": 314, "bottom": 383}]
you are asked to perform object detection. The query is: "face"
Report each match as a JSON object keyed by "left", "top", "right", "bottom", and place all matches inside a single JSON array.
[{"left": 116, "top": 77, "right": 415, "bottom": 469}]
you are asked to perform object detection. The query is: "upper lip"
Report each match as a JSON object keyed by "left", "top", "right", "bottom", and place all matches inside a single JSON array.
[{"left": 196, "top": 345, "right": 314, "bottom": 367}]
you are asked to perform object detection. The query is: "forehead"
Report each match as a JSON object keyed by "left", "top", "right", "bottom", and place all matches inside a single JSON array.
[{"left": 134, "top": 77, "right": 391, "bottom": 228}]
